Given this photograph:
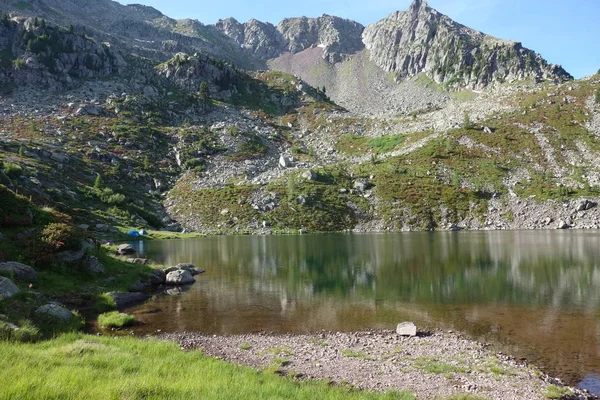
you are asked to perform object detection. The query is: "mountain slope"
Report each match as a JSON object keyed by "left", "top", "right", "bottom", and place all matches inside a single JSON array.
[{"left": 362, "top": 0, "right": 572, "bottom": 88}]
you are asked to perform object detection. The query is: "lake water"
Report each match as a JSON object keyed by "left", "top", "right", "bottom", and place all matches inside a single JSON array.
[{"left": 125, "top": 231, "right": 600, "bottom": 392}]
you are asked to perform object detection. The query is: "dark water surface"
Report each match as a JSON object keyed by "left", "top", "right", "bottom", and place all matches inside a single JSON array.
[{"left": 125, "top": 231, "right": 600, "bottom": 392}]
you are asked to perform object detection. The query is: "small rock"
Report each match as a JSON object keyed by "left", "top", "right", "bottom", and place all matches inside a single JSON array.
[
  {"left": 396, "top": 322, "right": 417, "bottom": 337},
  {"left": 0, "top": 277, "right": 20, "bottom": 299},
  {"left": 78, "top": 224, "right": 90, "bottom": 230},
  {"left": 302, "top": 169, "right": 317, "bottom": 181},
  {"left": 557, "top": 220, "right": 569, "bottom": 230},
  {"left": 279, "top": 155, "right": 292, "bottom": 168},
  {"left": 0, "top": 261, "right": 37, "bottom": 281},
  {"left": 84, "top": 256, "right": 105, "bottom": 274},
  {"left": 483, "top": 126, "right": 493, "bottom": 134},
  {"left": 165, "top": 270, "right": 195, "bottom": 286},
  {"left": 117, "top": 244, "right": 136, "bottom": 255}
]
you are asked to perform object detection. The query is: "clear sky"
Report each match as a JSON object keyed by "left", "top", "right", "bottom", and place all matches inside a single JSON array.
[{"left": 115, "top": 0, "right": 600, "bottom": 79}]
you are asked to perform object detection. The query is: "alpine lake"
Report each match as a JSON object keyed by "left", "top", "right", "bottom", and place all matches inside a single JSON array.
[{"left": 124, "top": 230, "right": 600, "bottom": 394}]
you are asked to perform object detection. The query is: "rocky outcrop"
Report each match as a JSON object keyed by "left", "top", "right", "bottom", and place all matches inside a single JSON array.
[
  {"left": 215, "top": 18, "right": 286, "bottom": 60},
  {"left": 0, "top": 16, "right": 127, "bottom": 91},
  {"left": 156, "top": 52, "right": 242, "bottom": 100},
  {"left": 215, "top": 15, "right": 364, "bottom": 64},
  {"left": 277, "top": 15, "right": 364, "bottom": 63},
  {"left": 361, "top": 0, "right": 572, "bottom": 88}
]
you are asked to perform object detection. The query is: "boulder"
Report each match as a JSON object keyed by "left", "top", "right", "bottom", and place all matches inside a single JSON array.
[
  {"left": 0, "top": 261, "right": 37, "bottom": 281},
  {"left": 107, "top": 291, "right": 150, "bottom": 308},
  {"left": 0, "top": 277, "right": 19, "bottom": 299},
  {"left": 353, "top": 179, "right": 370, "bottom": 192},
  {"left": 83, "top": 255, "right": 105, "bottom": 274},
  {"left": 35, "top": 303, "right": 74, "bottom": 322},
  {"left": 279, "top": 155, "right": 292, "bottom": 168},
  {"left": 557, "top": 220, "right": 570, "bottom": 230},
  {"left": 302, "top": 169, "right": 317, "bottom": 181},
  {"left": 396, "top": 322, "right": 417, "bottom": 337},
  {"left": 54, "top": 247, "right": 87, "bottom": 263},
  {"left": 146, "top": 269, "right": 166, "bottom": 285},
  {"left": 117, "top": 244, "right": 136, "bottom": 255},
  {"left": 128, "top": 279, "right": 152, "bottom": 292},
  {"left": 165, "top": 270, "right": 195, "bottom": 286}
]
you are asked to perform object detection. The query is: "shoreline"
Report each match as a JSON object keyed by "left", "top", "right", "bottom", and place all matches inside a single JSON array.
[{"left": 158, "top": 328, "right": 596, "bottom": 400}]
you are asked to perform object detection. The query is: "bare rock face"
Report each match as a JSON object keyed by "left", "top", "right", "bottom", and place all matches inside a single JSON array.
[
  {"left": 215, "top": 15, "right": 364, "bottom": 64},
  {"left": 277, "top": 15, "right": 364, "bottom": 63},
  {"left": 215, "top": 18, "right": 286, "bottom": 59},
  {"left": 362, "top": 0, "right": 572, "bottom": 88}
]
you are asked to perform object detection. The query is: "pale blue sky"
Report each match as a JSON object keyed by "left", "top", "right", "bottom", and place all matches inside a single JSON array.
[{"left": 115, "top": 0, "right": 599, "bottom": 79}]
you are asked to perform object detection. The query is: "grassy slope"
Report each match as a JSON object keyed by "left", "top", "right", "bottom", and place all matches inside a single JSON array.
[{"left": 0, "top": 333, "right": 414, "bottom": 400}]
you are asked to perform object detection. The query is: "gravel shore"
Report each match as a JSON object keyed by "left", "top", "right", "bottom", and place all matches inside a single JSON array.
[{"left": 161, "top": 329, "right": 595, "bottom": 400}]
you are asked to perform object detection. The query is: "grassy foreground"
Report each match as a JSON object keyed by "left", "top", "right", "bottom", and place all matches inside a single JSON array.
[{"left": 0, "top": 333, "right": 415, "bottom": 400}]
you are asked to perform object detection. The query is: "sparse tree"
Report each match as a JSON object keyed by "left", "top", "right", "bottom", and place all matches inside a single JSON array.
[
  {"left": 32, "top": 17, "right": 38, "bottom": 27},
  {"left": 462, "top": 112, "right": 474, "bottom": 130},
  {"left": 198, "top": 82, "right": 210, "bottom": 105},
  {"left": 67, "top": 24, "right": 74, "bottom": 34},
  {"left": 595, "top": 88, "right": 600, "bottom": 104},
  {"left": 94, "top": 173, "right": 105, "bottom": 190},
  {"left": 1, "top": 13, "right": 8, "bottom": 25}
]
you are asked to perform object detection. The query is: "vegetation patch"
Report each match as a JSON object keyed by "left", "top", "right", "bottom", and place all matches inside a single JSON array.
[
  {"left": 0, "top": 334, "right": 413, "bottom": 400},
  {"left": 97, "top": 311, "right": 135, "bottom": 328}
]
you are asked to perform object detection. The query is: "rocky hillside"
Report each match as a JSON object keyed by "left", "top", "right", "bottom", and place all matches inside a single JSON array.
[
  {"left": 0, "top": 1, "right": 599, "bottom": 237},
  {"left": 362, "top": 0, "right": 572, "bottom": 88},
  {"left": 0, "top": 15, "right": 126, "bottom": 90}
]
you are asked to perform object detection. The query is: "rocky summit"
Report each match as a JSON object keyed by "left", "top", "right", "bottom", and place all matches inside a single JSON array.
[{"left": 0, "top": 0, "right": 599, "bottom": 235}]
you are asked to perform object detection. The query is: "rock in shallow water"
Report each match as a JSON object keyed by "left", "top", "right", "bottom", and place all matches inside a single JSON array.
[{"left": 165, "top": 270, "right": 195, "bottom": 286}]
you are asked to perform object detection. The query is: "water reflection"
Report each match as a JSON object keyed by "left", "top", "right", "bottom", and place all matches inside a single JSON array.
[{"left": 127, "top": 230, "right": 600, "bottom": 387}]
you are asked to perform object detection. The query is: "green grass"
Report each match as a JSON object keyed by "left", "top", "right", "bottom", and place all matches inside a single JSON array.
[
  {"left": 341, "top": 349, "right": 375, "bottom": 361},
  {"left": 545, "top": 384, "right": 573, "bottom": 399},
  {"left": 413, "top": 357, "right": 467, "bottom": 374},
  {"left": 240, "top": 343, "right": 252, "bottom": 350},
  {"left": 0, "top": 334, "right": 415, "bottom": 400},
  {"left": 97, "top": 312, "right": 135, "bottom": 328}
]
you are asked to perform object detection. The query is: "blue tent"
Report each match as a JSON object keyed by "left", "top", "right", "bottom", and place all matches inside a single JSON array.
[{"left": 127, "top": 230, "right": 141, "bottom": 237}]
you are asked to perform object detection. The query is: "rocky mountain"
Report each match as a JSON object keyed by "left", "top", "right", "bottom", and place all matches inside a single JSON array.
[{"left": 362, "top": 0, "right": 572, "bottom": 88}]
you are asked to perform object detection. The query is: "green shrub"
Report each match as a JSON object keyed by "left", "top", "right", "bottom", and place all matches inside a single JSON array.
[
  {"left": 40, "top": 223, "right": 84, "bottom": 252},
  {"left": 0, "top": 184, "right": 34, "bottom": 227},
  {"left": 98, "top": 311, "right": 135, "bottom": 328},
  {"left": 12, "top": 59, "right": 25, "bottom": 70},
  {"left": 3, "top": 162, "right": 22, "bottom": 179},
  {"left": 595, "top": 88, "right": 600, "bottom": 104}
]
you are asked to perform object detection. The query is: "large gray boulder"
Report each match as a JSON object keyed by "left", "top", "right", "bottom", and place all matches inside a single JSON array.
[
  {"left": 0, "top": 277, "right": 19, "bottom": 299},
  {"left": 165, "top": 270, "right": 195, "bottom": 286},
  {"left": 0, "top": 261, "right": 37, "bottom": 281},
  {"left": 35, "top": 303, "right": 74, "bottom": 322}
]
